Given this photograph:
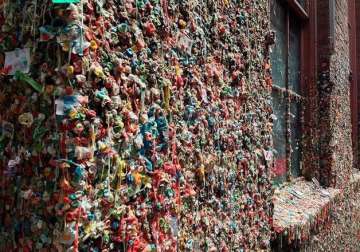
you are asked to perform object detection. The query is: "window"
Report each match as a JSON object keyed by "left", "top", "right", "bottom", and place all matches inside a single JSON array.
[
  {"left": 297, "top": 0, "right": 306, "bottom": 9},
  {"left": 270, "top": 0, "right": 307, "bottom": 183},
  {"left": 349, "top": 0, "right": 359, "bottom": 168}
]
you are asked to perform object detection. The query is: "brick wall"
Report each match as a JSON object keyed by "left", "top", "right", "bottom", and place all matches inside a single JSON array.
[
  {"left": 301, "top": 0, "right": 360, "bottom": 250},
  {"left": 318, "top": 0, "right": 353, "bottom": 188},
  {"left": 272, "top": 1, "right": 360, "bottom": 250},
  {"left": 328, "top": 0, "right": 353, "bottom": 188}
]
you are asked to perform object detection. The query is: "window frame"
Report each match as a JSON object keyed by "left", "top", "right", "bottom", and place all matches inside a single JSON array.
[
  {"left": 270, "top": 0, "right": 314, "bottom": 182},
  {"left": 287, "top": 0, "right": 309, "bottom": 20}
]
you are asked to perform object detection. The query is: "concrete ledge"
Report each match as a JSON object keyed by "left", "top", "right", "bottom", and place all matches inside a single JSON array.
[{"left": 272, "top": 171, "right": 360, "bottom": 246}]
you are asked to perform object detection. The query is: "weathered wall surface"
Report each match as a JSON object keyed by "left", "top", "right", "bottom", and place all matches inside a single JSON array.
[
  {"left": 0, "top": 0, "right": 358, "bottom": 251},
  {"left": 328, "top": 0, "right": 353, "bottom": 188},
  {"left": 318, "top": 0, "right": 353, "bottom": 188},
  {"left": 272, "top": 1, "right": 360, "bottom": 251},
  {"left": 302, "top": 0, "right": 360, "bottom": 250},
  {"left": 0, "top": 0, "right": 273, "bottom": 251}
]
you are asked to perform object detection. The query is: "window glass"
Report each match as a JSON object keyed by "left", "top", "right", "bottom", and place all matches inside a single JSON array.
[
  {"left": 270, "top": 0, "right": 303, "bottom": 182},
  {"left": 270, "top": 0, "right": 287, "bottom": 88},
  {"left": 290, "top": 101, "right": 302, "bottom": 177},
  {"left": 272, "top": 91, "right": 287, "bottom": 183},
  {"left": 288, "top": 15, "right": 301, "bottom": 94}
]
